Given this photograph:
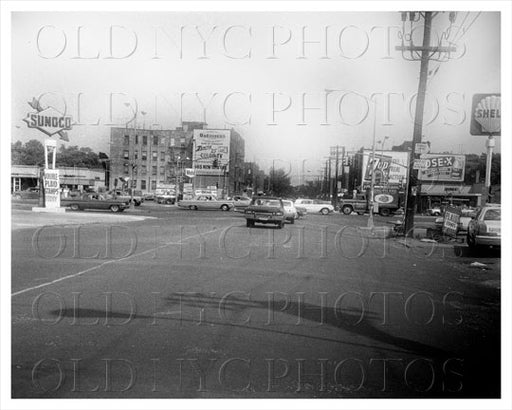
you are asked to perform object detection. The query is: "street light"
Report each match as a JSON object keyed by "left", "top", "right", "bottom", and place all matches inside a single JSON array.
[{"left": 368, "top": 99, "right": 378, "bottom": 229}]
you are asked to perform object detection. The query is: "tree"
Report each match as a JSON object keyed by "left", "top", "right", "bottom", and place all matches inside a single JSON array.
[
  {"left": 464, "top": 153, "right": 500, "bottom": 185},
  {"left": 11, "top": 139, "right": 44, "bottom": 165},
  {"left": 11, "top": 140, "right": 102, "bottom": 168},
  {"left": 56, "top": 145, "right": 101, "bottom": 168},
  {"left": 265, "top": 168, "right": 293, "bottom": 197}
]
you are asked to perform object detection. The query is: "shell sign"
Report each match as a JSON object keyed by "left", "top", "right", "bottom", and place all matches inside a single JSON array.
[{"left": 470, "top": 94, "right": 501, "bottom": 136}]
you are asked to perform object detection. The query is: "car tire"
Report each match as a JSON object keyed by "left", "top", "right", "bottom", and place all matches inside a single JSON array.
[
  {"left": 70, "top": 204, "right": 80, "bottom": 211},
  {"left": 110, "top": 205, "right": 120, "bottom": 213},
  {"left": 342, "top": 205, "right": 353, "bottom": 215},
  {"left": 246, "top": 219, "right": 254, "bottom": 228},
  {"left": 221, "top": 204, "right": 230, "bottom": 211},
  {"left": 290, "top": 218, "right": 295, "bottom": 224},
  {"left": 135, "top": 201, "right": 141, "bottom": 206},
  {"left": 320, "top": 208, "right": 329, "bottom": 215},
  {"left": 379, "top": 208, "right": 391, "bottom": 217}
]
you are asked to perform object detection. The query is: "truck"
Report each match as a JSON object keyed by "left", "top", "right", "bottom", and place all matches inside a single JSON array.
[
  {"left": 155, "top": 184, "right": 177, "bottom": 205},
  {"left": 338, "top": 188, "right": 402, "bottom": 217}
]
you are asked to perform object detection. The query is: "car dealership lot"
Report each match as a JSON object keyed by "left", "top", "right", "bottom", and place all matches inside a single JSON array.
[{"left": 11, "top": 207, "right": 500, "bottom": 398}]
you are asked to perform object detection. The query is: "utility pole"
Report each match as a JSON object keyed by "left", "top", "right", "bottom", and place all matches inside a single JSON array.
[{"left": 396, "top": 11, "right": 456, "bottom": 237}]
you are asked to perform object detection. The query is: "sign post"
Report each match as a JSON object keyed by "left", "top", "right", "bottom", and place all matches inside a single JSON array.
[
  {"left": 470, "top": 94, "right": 501, "bottom": 203},
  {"left": 24, "top": 97, "right": 71, "bottom": 213}
]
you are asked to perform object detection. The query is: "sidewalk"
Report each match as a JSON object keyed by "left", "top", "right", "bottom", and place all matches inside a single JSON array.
[{"left": 10, "top": 209, "right": 155, "bottom": 230}]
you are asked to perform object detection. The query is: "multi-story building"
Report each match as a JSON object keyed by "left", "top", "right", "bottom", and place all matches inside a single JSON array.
[{"left": 109, "top": 122, "right": 246, "bottom": 196}]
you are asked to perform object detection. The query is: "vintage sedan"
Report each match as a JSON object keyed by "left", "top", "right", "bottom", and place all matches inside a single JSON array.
[
  {"left": 177, "top": 195, "right": 234, "bottom": 211},
  {"left": 294, "top": 198, "right": 334, "bottom": 215},
  {"left": 61, "top": 193, "right": 130, "bottom": 213},
  {"left": 12, "top": 187, "right": 40, "bottom": 200},
  {"left": 231, "top": 196, "right": 252, "bottom": 212},
  {"left": 244, "top": 197, "right": 286, "bottom": 228},
  {"left": 467, "top": 204, "right": 501, "bottom": 249}
]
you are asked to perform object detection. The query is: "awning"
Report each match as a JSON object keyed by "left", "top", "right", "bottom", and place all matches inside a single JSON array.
[{"left": 420, "top": 184, "right": 479, "bottom": 196}]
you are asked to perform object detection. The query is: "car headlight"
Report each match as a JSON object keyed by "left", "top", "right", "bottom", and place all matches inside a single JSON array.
[{"left": 276, "top": 212, "right": 283, "bottom": 216}]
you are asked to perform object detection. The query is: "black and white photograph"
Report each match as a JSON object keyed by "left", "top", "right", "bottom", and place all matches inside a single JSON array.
[{"left": 1, "top": 1, "right": 510, "bottom": 409}]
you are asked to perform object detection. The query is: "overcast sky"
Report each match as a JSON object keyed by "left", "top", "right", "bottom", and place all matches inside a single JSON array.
[{"left": 11, "top": 11, "right": 501, "bottom": 175}]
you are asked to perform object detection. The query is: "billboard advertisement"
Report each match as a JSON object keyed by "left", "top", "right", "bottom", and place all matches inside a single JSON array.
[
  {"left": 418, "top": 154, "right": 465, "bottom": 182},
  {"left": 361, "top": 150, "right": 409, "bottom": 186},
  {"left": 193, "top": 129, "right": 230, "bottom": 176}
]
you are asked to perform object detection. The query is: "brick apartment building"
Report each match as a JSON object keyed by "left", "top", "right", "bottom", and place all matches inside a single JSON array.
[{"left": 109, "top": 122, "right": 245, "bottom": 196}]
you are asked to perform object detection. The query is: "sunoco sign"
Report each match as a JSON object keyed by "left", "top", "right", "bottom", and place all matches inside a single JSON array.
[{"left": 23, "top": 106, "right": 72, "bottom": 137}]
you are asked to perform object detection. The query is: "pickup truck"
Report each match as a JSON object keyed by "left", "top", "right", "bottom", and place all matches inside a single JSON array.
[{"left": 339, "top": 190, "right": 400, "bottom": 217}]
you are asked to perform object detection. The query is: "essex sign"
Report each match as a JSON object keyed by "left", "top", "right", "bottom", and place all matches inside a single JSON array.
[{"left": 418, "top": 154, "right": 465, "bottom": 182}]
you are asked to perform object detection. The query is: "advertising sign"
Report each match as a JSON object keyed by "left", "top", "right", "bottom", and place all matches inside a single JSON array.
[
  {"left": 193, "top": 129, "right": 230, "bottom": 176},
  {"left": 361, "top": 150, "right": 409, "bottom": 185},
  {"left": 43, "top": 169, "right": 60, "bottom": 208},
  {"left": 417, "top": 154, "right": 465, "bottom": 182},
  {"left": 442, "top": 207, "right": 461, "bottom": 237},
  {"left": 23, "top": 98, "right": 71, "bottom": 141},
  {"left": 470, "top": 94, "right": 501, "bottom": 135}
]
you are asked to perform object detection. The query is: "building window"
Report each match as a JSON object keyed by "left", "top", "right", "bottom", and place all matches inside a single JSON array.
[
  {"left": 135, "top": 135, "right": 139, "bottom": 144},
  {"left": 151, "top": 181, "right": 157, "bottom": 190},
  {"left": 161, "top": 137, "right": 166, "bottom": 145},
  {"left": 141, "top": 180, "right": 146, "bottom": 190},
  {"left": 160, "top": 151, "right": 166, "bottom": 161},
  {"left": 170, "top": 138, "right": 175, "bottom": 147},
  {"left": 142, "top": 150, "right": 147, "bottom": 160},
  {"left": 141, "top": 165, "right": 147, "bottom": 174},
  {"left": 123, "top": 150, "right": 129, "bottom": 159},
  {"left": 143, "top": 135, "right": 148, "bottom": 145},
  {"left": 124, "top": 135, "right": 129, "bottom": 145},
  {"left": 124, "top": 165, "right": 129, "bottom": 174},
  {"left": 180, "top": 137, "right": 186, "bottom": 146},
  {"left": 153, "top": 135, "right": 159, "bottom": 145},
  {"left": 152, "top": 151, "right": 158, "bottom": 160},
  {"left": 134, "top": 150, "right": 138, "bottom": 160},
  {"left": 160, "top": 167, "right": 165, "bottom": 175},
  {"left": 152, "top": 166, "right": 157, "bottom": 176}
]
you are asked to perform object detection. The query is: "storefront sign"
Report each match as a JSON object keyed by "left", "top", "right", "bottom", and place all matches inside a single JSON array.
[
  {"left": 442, "top": 206, "right": 461, "bottom": 237},
  {"left": 43, "top": 169, "right": 60, "bottom": 208},
  {"left": 418, "top": 154, "right": 465, "bottom": 182}
]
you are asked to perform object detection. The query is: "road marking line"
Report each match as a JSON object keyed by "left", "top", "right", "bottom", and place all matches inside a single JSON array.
[{"left": 11, "top": 227, "right": 222, "bottom": 297}]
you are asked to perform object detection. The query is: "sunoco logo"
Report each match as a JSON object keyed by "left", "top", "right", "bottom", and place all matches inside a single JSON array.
[{"left": 23, "top": 98, "right": 72, "bottom": 140}]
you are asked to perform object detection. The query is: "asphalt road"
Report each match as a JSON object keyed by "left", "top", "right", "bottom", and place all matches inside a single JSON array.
[{"left": 11, "top": 202, "right": 501, "bottom": 398}]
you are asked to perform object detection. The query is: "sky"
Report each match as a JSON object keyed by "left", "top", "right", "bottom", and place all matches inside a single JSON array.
[{"left": 11, "top": 10, "right": 501, "bottom": 177}]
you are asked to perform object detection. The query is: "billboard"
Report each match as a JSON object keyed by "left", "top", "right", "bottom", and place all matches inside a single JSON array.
[
  {"left": 193, "top": 129, "right": 230, "bottom": 176},
  {"left": 361, "top": 150, "right": 409, "bottom": 186},
  {"left": 418, "top": 154, "right": 465, "bottom": 182}
]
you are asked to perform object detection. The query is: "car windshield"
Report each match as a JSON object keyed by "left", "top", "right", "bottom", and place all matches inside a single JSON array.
[{"left": 483, "top": 209, "right": 501, "bottom": 221}]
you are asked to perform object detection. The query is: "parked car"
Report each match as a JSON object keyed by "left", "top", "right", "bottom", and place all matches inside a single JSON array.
[
  {"left": 426, "top": 207, "right": 442, "bottom": 216},
  {"left": 294, "top": 198, "right": 334, "bottom": 215},
  {"left": 244, "top": 196, "right": 286, "bottom": 228},
  {"left": 467, "top": 204, "right": 501, "bottom": 249},
  {"left": 61, "top": 193, "right": 130, "bottom": 213},
  {"left": 177, "top": 195, "right": 233, "bottom": 211},
  {"left": 143, "top": 192, "right": 155, "bottom": 201},
  {"left": 282, "top": 200, "right": 298, "bottom": 223},
  {"left": 12, "top": 187, "right": 40, "bottom": 200}
]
